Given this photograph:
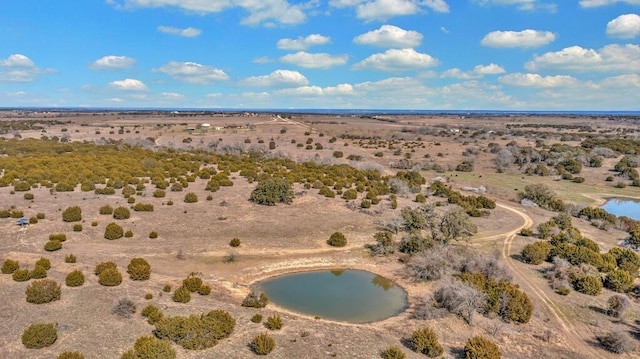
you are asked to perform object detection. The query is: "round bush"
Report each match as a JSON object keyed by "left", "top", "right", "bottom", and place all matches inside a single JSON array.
[
  {"left": 464, "top": 336, "right": 501, "bottom": 359},
  {"left": 250, "top": 178, "right": 294, "bottom": 205},
  {"left": 99, "top": 268, "right": 123, "bottom": 287},
  {"left": 66, "top": 270, "right": 85, "bottom": 287},
  {"left": 1, "top": 259, "right": 19, "bottom": 274},
  {"left": 251, "top": 314, "right": 263, "bottom": 323},
  {"left": 198, "top": 285, "right": 211, "bottom": 296},
  {"left": 604, "top": 270, "right": 634, "bottom": 293},
  {"left": 36, "top": 257, "right": 51, "bottom": 270},
  {"left": 49, "top": 233, "right": 67, "bottom": 242},
  {"left": 13, "top": 268, "right": 31, "bottom": 282},
  {"left": 22, "top": 323, "right": 57, "bottom": 349},
  {"left": 184, "top": 192, "right": 198, "bottom": 203},
  {"left": 99, "top": 205, "right": 114, "bottom": 215},
  {"left": 183, "top": 275, "right": 203, "bottom": 292},
  {"left": 409, "top": 327, "right": 443, "bottom": 357},
  {"left": 149, "top": 231, "right": 158, "bottom": 239},
  {"left": 381, "top": 346, "right": 406, "bottom": 359},
  {"left": 24, "top": 192, "right": 34, "bottom": 200},
  {"left": 113, "top": 206, "right": 131, "bottom": 220},
  {"left": 251, "top": 332, "right": 275, "bottom": 355},
  {"left": 127, "top": 258, "right": 151, "bottom": 281},
  {"left": 30, "top": 265, "right": 48, "bottom": 279},
  {"left": 242, "top": 292, "right": 269, "bottom": 308},
  {"left": 229, "top": 238, "right": 241, "bottom": 247},
  {"left": 327, "top": 231, "right": 347, "bottom": 247},
  {"left": 62, "top": 206, "right": 82, "bottom": 222},
  {"left": 172, "top": 286, "right": 191, "bottom": 303},
  {"left": 153, "top": 310, "right": 235, "bottom": 350},
  {"left": 573, "top": 275, "right": 603, "bottom": 296},
  {"left": 94, "top": 261, "right": 117, "bottom": 275},
  {"left": 44, "top": 240, "right": 62, "bottom": 252},
  {"left": 73, "top": 224, "right": 82, "bottom": 232},
  {"left": 521, "top": 241, "right": 553, "bottom": 265},
  {"left": 121, "top": 335, "right": 176, "bottom": 359},
  {"left": 26, "top": 279, "right": 61, "bottom": 304},
  {"left": 162, "top": 284, "right": 172, "bottom": 293},
  {"left": 265, "top": 313, "right": 283, "bottom": 330},
  {"left": 105, "top": 222, "right": 124, "bottom": 240},
  {"left": 124, "top": 230, "right": 133, "bottom": 238},
  {"left": 56, "top": 351, "right": 85, "bottom": 359}
]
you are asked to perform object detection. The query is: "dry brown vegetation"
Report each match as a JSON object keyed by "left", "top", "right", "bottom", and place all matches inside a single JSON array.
[{"left": 0, "top": 110, "right": 639, "bottom": 358}]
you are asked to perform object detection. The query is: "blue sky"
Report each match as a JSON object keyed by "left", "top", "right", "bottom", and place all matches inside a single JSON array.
[{"left": 1, "top": 0, "right": 639, "bottom": 110}]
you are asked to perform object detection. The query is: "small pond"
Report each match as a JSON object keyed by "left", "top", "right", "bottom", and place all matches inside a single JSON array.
[
  {"left": 600, "top": 198, "right": 640, "bottom": 220},
  {"left": 257, "top": 269, "right": 407, "bottom": 323}
]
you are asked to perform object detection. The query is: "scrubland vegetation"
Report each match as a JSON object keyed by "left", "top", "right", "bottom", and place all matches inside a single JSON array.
[{"left": 0, "top": 112, "right": 639, "bottom": 358}]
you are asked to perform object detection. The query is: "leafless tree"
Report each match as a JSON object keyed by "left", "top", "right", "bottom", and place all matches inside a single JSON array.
[{"left": 433, "top": 279, "right": 486, "bottom": 325}]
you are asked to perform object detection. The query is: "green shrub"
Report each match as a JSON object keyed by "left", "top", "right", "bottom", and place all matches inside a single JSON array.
[
  {"left": 163, "top": 284, "right": 172, "bottom": 292},
  {"left": 183, "top": 274, "right": 203, "bottom": 292},
  {"left": 409, "top": 327, "right": 443, "bottom": 357},
  {"left": 30, "top": 265, "right": 48, "bottom": 279},
  {"left": 144, "top": 293, "right": 153, "bottom": 300},
  {"left": 124, "top": 230, "right": 133, "bottom": 238},
  {"left": 127, "top": 258, "right": 151, "bottom": 281},
  {"left": 26, "top": 279, "right": 61, "bottom": 304},
  {"left": 99, "top": 268, "right": 123, "bottom": 286},
  {"left": 184, "top": 192, "right": 198, "bottom": 203},
  {"left": 44, "top": 240, "right": 62, "bottom": 252},
  {"left": 198, "top": 285, "right": 211, "bottom": 295},
  {"left": 22, "top": 323, "right": 57, "bottom": 349},
  {"left": 342, "top": 188, "right": 358, "bottom": 200},
  {"left": 381, "top": 346, "right": 406, "bottom": 359},
  {"left": 572, "top": 275, "right": 602, "bottom": 296},
  {"left": 105, "top": 222, "right": 124, "bottom": 240},
  {"left": 113, "top": 206, "right": 131, "bottom": 220},
  {"left": 265, "top": 313, "right": 283, "bottom": 330},
  {"left": 56, "top": 351, "right": 85, "bottom": 359},
  {"left": 49, "top": 233, "right": 67, "bottom": 242},
  {"left": 73, "top": 224, "right": 82, "bottom": 232},
  {"left": 24, "top": 192, "right": 34, "bottom": 200},
  {"left": 415, "top": 193, "right": 427, "bottom": 203},
  {"left": 95, "top": 261, "right": 117, "bottom": 275},
  {"left": 91, "top": 221, "right": 98, "bottom": 227},
  {"left": 99, "top": 205, "right": 114, "bottom": 215},
  {"left": 121, "top": 335, "right": 176, "bottom": 359},
  {"left": 251, "top": 332, "right": 275, "bottom": 355},
  {"left": 29, "top": 216, "right": 38, "bottom": 224},
  {"left": 333, "top": 151, "right": 344, "bottom": 158},
  {"left": 251, "top": 314, "right": 263, "bottom": 323},
  {"left": 464, "top": 336, "right": 501, "bottom": 359},
  {"left": 153, "top": 310, "right": 235, "bottom": 350},
  {"left": 35, "top": 257, "right": 51, "bottom": 270},
  {"left": 13, "top": 268, "right": 30, "bottom": 282},
  {"left": 604, "top": 270, "right": 634, "bottom": 293},
  {"left": 250, "top": 178, "right": 294, "bottom": 205},
  {"left": 327, "top": 231, "right": 347, "bottom": 247},
  {"left": 242, "top": 291, "right": 269, "bottom": 308},
  {"left": 153, "top": 189, "right": 166, "bottom": 198},
  {"left": 62, "top": 206, "right": 82, "bottom": 222},
  {"left": 172, "top": 286, "right": 191, "bottom": 303},
  {"left": 521, "top": 241, "right": 553, "bottom": 265},
  {"left": 141, "top": 304, "right": 164, "bottom": 325},
  {"left": 149, "top": 231, "right": 158, "bottom": 239},
  {"left": 36, "top": 212, "right": 45, "bottom": 219},
  {"left": 229, "top": 238, "right": 241, "bottom": 247},
  {"left": 133, "top": 203, "right": 154, "bottom": 212},
  {"left": 66, "top": 270, "right": 84, "bottom": 287},
  {"left": 520, "top": 228, "right": 534, "bottom": 237},
  {"left": 2, "top": 259, "right": 19, "bottom": 274}
]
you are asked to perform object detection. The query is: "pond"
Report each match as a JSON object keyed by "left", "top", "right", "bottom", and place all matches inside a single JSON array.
[
  {"left": 600, "top": 198, "right": 640, "bottom": 220},
  {"left": 257, "top": 269, "right": 408, "bottom": 324}
]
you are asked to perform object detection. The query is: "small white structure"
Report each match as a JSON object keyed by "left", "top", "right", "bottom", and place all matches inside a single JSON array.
[{"left": 200, "top": 123, "right": 211, "bottom": 129}]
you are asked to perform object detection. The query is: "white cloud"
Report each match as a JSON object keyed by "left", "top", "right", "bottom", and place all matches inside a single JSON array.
[
  {"left": 353, "top": 48, "right": 438, "bottom": 72},
  {"left": 474, "top": 0, "right": 557, "bottom": 12},
  {"left": 481, "top": 29, "right": 556, "bottom": 48},
  {"left": 356, "top": 0, "right": 420, "bottom": 20},
  {"left": 353, "top": 25, "right": 423, "bottom": 48},
  {"left": 498, "top": 73, "right": 578, "bottom": 87},
  {"left": 600, "top": 74, "right": 640, "bottom": 87},
  {"left": 276, "top": 83, "right": 355, "bottom": 97},
  {"left": 160, "top": 92, "right": 185, "bottom": 100},
  {"left": 252, "top": 56, "right": 273, "bottom": 64},
  {"left": 108, "top": 78, "right": 149, "bottom": 91},
  {"left": 580, "top": 0, "right": 640, "bottom": 7},
  {"left": 329, "top": 0, "right": 361, "bottom": 7},
  {"left": 155, "top": 61, "right": 229, "bottom": 84},
  {"left": 89, "top": 55, "right": 136, "bottom": 70},
  {"left": 442, "top": 63, "right": 506, "bottom": 79},
  {"left": 0, "top": 54, "right": 55, "bottom": 82},
  {"left": 525, "top": 44, "right": 640, "bottom": 72},
  {"left": 240, "top": 70, "right": 309, "bottom": 87},
  {"left": 280, "top": 52, "right": 348, "bottom": 69},
  {"left": 606, "top": 14, "right": 640, "bottom": 39},
  {"left": 111, "top": 0, "right": 307, "bottom": 26},
  {"left": 277, "top": 34, "right": 331, "bottom": 50},
  {"left": 157, "top": 26, "right": 202, "bottom": 37}
]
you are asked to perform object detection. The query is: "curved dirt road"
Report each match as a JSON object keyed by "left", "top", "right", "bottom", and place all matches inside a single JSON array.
[{"left": 495, "top": 202, "right": 602, "bottom": 359}]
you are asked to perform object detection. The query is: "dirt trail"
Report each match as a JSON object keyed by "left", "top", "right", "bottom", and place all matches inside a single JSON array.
[{"left": 494, "top": 203, "right": 602, "bottom": 359}]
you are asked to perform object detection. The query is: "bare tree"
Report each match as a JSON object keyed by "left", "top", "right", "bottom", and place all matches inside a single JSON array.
[{"left": 433, "top": 279, "right": 486, "bottom": 325}]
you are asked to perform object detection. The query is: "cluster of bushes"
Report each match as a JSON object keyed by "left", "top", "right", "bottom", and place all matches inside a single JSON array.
[
  {"left": 3, "top": 258, "right": 52, "bottom": 282},
  {"left": 429, "top": 181, "right": 495, "bottom": 217},
  {"left": 95, "top": 262, "right": 122, "bottom": 286},
  {"left": 153, "top": 310, "right": 235, "bottom": 350},
  {"left": 26, "top": 279, "right": 61, "bottom": 304},
  {"left": 121, "top": 336, "right": 176, "bottom": 359},
  {"left": 519, "top": 184, "right": 566, "bottom": 211},
  {"left": 250, "top": 178, "right": 294, "bottom": 206},
  {"left": 459, "top": 272, "right": 533, "bottom": 323},
  {"left": 242, "top": 291, "right": 269, "bottom": 308}
]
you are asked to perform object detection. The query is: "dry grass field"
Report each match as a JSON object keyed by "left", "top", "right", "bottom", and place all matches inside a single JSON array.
[{"left": 0, "top": 110, "right": 639, "bottom": 358}]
